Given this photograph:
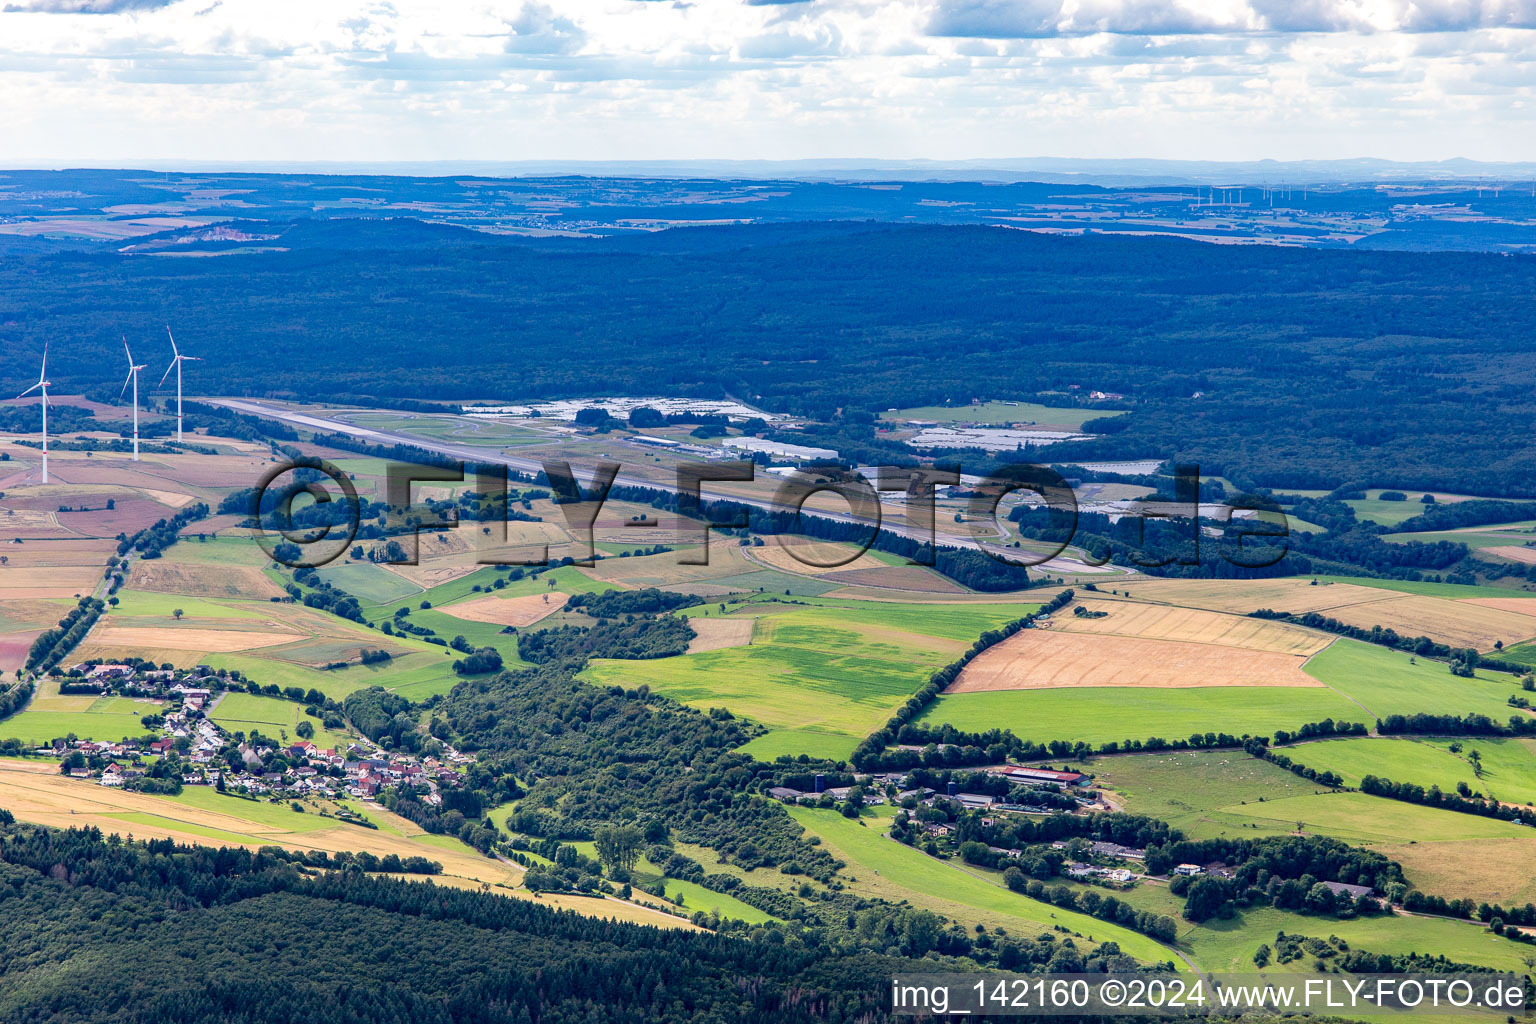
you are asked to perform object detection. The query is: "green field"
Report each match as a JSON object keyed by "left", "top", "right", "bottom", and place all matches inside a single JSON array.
[
  {"left": 1196, "top": 790, "right": 1530, "bottom": 844},
  {"left": 1382, "top": 522, "right": 1536, "bottom": 553},
  {"left": 108, "top": 589, "right": 268, "bottom": 620},
  {"left": 581, "top": 600, "right": 1032, "bottom": 760},
  {"left": 345, "top": 412, "right": 547, "bottom": 448},
  {"left": 790, "top": 807, "right": 1178, "bottom": 966},
  {"left": 160, "top": 535, "right": 275, "bottom": 567},
  {"left": 1311, "top": 575, "right": 1536, "bottom": 600},
  {"left": 312, "top": 563, "right": 423, "bottom": 604},
  {"left": 880, "top": 401, "right": 1125, "bottom": 429},
  {"left": 0, "top": 697, "right": 160, "bottom": 745},
  {"left": 922, "top": 639, "right": 1527, "bottom": 750},
  {"left": 1285, "top": 735, "right": 1536, "bottom": 807},
  {"left": 1179, "top": 903, "right": 1531, "bottom": 975},
  {"left": 1345, "top": 498, "right": 1437, "bottom": 527},
  {"left": 1304, "top": 639, "right": 1524, "bottom": 722},
  {"left": 635, "top": 870, "right": 779, "bottom": 926},
  {"left": 1091, "top": 749, "right": 1339, "bottom": 837},
  {"left": 919, "top": 686, "right": 1360, "bottom": 748},
  {"left": 209, "top": 692, "right": 354, "bottom": 750}
]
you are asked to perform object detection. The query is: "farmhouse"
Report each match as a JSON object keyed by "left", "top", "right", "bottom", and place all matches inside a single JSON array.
[
  {"left": 991, "top": 766, "right": 1088, "bottom": 788},
  {"left": 768, "top": 786, "right": 804, "bottom": 801}
]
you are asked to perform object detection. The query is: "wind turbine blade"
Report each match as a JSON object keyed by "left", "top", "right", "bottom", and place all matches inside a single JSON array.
[
  {"left": 182, "top": 356, "right": 202, "bottom": 361},
  {"left": 123, "top": 337, "right": 135, "bottom": 367},
  {"left": 166, "top": 325, "right": 179, "bottom": 359},
  {"left": 120, "top": 368, "right": 133, "bottom": 399},
  {"left": 16, "top": 382, "right": 40, "bottom": 399},
  {"left": 157, "top": 359, "right": 176, "bottom": 389},
  {"left": 40, "top": 343, "right": 47, "bottom": 379}
]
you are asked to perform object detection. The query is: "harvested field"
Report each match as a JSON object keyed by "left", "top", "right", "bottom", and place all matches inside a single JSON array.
[
  {"left": 0, "top": 537, "right": 119, "bottom": 566},
  {"left": 129, "top": 561, "right": 284, "bottom": 600},
  {"left": 818, "top": 565, "right": 967, "bottom": 593},
  {"left": 583, "top": 545, "right": 753, "bottom": 587},
  {"left": 0, "top": 565, "right": 102, "bottom": 599},
  {"left": 65, "top": 644, "right": 209, "bottom": 669},
  {"left": 440, "top": 591, "right": 568, "bottom": 627},
  {"left": 1052, "top": 599, "right": 1332, "bottom": 656},
  {"left": 1320, "top": 594, "right": 1536, "bottom": 650},
  {"left": 1115, "top": 577, "right": 1536, "bottom": 650},
  {"left": 0, "top": 630, "right": 40, "bottom": 672},
  {"left": 194, "top": 513, "right": 252, "bottom": 533},
  {"left": 0, "top": 507, "right": 69, "bottom": 537},
  {"left": 1377, "top": 837, "right": 1536, "bottom": 907},
  {"left": 1114, "top": 577, "right": 1391, "bottom": 615},
  {"left": 90, "top": 625, "right": 305, "bottom": 653},
  {"left": 947, "top": 629, "right": 1326, "bottom": 692},
  {"left": 750, "top": 541, "right": 891, "bottom": 576},
  {"left": 1463, "top": 597, "right": 1536, "bottom": 617},
  {"left": 0, "top": 759, "right": 523, "bottom": 889},
  {"left": 56, "top": 497, "right": 177, "bottom": 536},
  {"left": 261, "top": 638, "right": 414, "bottom": 667},
  {"left": 1481, "top": 546, "right": 1536, "bottom": 565},
  {"left": 684, "top": 616, "right": 755, "bottom": 654},
  {"left": 0, "top": 599, "right": 73, "bottom": 632}
]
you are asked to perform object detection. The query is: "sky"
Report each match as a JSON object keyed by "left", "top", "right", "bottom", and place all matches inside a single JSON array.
[{"left": 0, "top": 0, "right": 1534, "bottom": 164}]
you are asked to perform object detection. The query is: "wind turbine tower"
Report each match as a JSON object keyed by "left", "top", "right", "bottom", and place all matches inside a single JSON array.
[
  {"left": 16, "top": 345, "right": 51, "bottom": 484},
  {"left": 121, "top": 338, "right": 146, "bottom": 461},
  {"left": 159, "top": 326, "right": 201, "bottom": 443}
]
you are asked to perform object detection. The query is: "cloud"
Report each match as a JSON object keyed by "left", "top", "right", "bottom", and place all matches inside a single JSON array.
[
  {"left": 504, "top": 2, "right": 585, "bottom": 55},
  {"left": 926, "top": 0, "right": 1536, "bottom": 38},
  {"left": 3, "top": 0, "right": 176, "bottom": 10}
]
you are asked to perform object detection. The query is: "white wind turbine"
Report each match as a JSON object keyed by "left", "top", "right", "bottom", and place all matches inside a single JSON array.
[
  {"left": 121, "top": 337, "right": 146, "bottom": 461},
  {"left": 158, "top": 326, "right": 200, "bottom": 443},
  {"left": 16, "top": 344, "right": 51, "bottom": 484}
]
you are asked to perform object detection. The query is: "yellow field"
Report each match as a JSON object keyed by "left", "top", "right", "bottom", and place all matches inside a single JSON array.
[
  {"left": 1321, "top": 595, "right": 1536, "bottom": 650},
  {"left": 1482, "top": 546, "right": 1536, "bottom": 565},
  {"left": 90, "top": 624, "right": 306, "bottom": 653},
  {"left": 0, "top": 758, "right": 521, "bottom": 885},
  {"left": 1053, "top": 599, "right": 1333, "bottom": 656},
  {"left": 130, "top": 561, "right": 284, "bottom": 600},
  {"left": 1375, "top": 837, "right": 1536, "bottom": 907},
  {"left": 0, "top": 565, "right": 102, "bottom": 599},
  {"left": 684, "top": 616, "right": 755, "bottom": 654},
  {"left": 749, "top": 540, "right": 891, "bottom": 576},
  {"left": 948, "top": 629, "right": 1325, "bottom": 692},
  {"left": 1116, "top": 577, "right": 1536, "bottom": 650},
  {"left": 1464, "top": 597, "right": 1536, "bottom": 617},
  {"left": 440, "top": 591, "right": 569, "bottom": 627}
]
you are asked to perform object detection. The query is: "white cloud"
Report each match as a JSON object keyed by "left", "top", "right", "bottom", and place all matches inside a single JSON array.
[{"left": 0, "top": 0, "right": 1530, "bottom": 162}]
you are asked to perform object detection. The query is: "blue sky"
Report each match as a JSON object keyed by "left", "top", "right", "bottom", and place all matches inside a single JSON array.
[{"left": 1, "top": 0, "right": 1534, "bottom": 163}]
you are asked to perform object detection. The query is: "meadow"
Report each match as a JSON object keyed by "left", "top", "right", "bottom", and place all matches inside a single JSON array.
[
  {"left": 790, "top": 806, "right": 1177, "bottom": 966},
  {"left": 581, "top": 598, "right": 1033, "bottom": 760},
  {"left": 209, "top": 692, "right": 354, "bottom": 749},
  {"left": 880, "top": 401, "right": 1125, "bottom": 429},
  {"left": 1285, "top": 735, "right": 1536, "bottom": 807},
  {"left": 920, "top": 686, "right": 1359, "bottom": 748}
]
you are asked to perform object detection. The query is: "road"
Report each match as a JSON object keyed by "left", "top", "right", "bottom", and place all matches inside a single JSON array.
[{"left": 211, "top": 398, "right": 1125, "bottom": 577}]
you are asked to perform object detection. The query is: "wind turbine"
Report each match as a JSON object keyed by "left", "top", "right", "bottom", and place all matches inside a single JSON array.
[
  {"left": 16, "top": 345, "right": 51, "bottom": 484},
  {"left": 158, "top": 326, "right": 200, "bottom": 443},
  {"left": 121, "top": 337, "right": 146, "bottom": 461}
]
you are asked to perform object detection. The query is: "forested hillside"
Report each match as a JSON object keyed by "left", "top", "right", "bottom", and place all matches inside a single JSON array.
[
  {"left": 5, "top": 223, "right": 1536, "bottom": 494},
  {"left": 0, "top": 816, "right": 911, "bottom": 1024}
]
